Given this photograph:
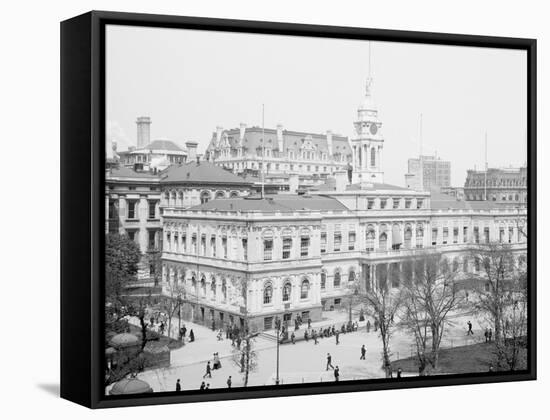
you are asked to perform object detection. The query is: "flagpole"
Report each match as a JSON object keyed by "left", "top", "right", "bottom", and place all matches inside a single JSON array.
[
  {"left": 261, "top": 104, "right": 265, "bottom": 199},
  {"left": 484, "top": 132, "right": 488, "bottom": 201}
]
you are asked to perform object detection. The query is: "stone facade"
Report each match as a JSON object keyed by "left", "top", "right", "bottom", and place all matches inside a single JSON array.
[
  {"left": 464, "top": 167, "right": 527, "bottom": 203},
  {"left": 160, "top": 191, "right": 527, "bottom": 332}
]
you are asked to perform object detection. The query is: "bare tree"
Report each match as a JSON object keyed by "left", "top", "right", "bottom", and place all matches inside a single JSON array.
[
  {"left": 349, "top": 276, "right": 404, "bottom": 378},
  {"left": 161, "top": 280, "right": 186, "bottom": 340},
  {"left": 471, "top": 242, "right": 528, "bottom": 370},
  {"left": 230, "top": 275, "right": 258, "bottom": 386},
  {"left": 402, "top": 252, "right": 462, "bottom": 375},
  {"left": 497, "top": 283, "right": 528, "bottom": 371},
  {"left": 469, "top": 243, "right": 517, "bottom": 346}
]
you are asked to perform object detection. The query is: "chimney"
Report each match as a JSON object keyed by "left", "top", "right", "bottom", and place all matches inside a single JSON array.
[
  {"left": 136, "top": 116, "right": 151, "bottom": 148},
  {"left": 326, "top": 130, "right": 333, "bottom": 156},
  {"left": 276, "top": 124, "right": 284, "bottom": 151},
  {"left": 334, "top": 170, "right": 348, "bottom": 192},
  {"left": 186, "top": 141, "right": 198, "bottom": 162},
  {"left": 216, "top": 126, "right": 223, "bottom": 147},
  {"left": 288, "top": 173, "right": 299, "bottom": 194},
  {"left": 239, "top": 123, "right": 247, "bottom": 143}
]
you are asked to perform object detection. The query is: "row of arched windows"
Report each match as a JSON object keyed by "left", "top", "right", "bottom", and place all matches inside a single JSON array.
[
  {"left": 163, "top": 189, "right": 241, "bottom": 206},
  {"left": 263, "top": 279, "right": 310, "bottom": 304}
]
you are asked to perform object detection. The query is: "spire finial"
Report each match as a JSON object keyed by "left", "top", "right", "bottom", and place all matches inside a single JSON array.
[
  {"left": 365, "top": 41, "right": 373, "bottom": 95},
  {"left": 368, "top": 41, "right": 372, "bottom": 78}
]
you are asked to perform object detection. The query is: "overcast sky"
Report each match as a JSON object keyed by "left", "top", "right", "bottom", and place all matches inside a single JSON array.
[{"left": 106, "top": 24, "right": 527, "bottom": 187}]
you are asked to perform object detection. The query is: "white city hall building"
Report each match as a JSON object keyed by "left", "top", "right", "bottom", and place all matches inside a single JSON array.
[{"left": 160, "top": 77, "right": 527, "bottom": 332}]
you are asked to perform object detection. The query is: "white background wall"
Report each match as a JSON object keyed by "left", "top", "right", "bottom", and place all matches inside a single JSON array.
[{"left": 0, "top": 0, "right": 546, "bottom": 418}]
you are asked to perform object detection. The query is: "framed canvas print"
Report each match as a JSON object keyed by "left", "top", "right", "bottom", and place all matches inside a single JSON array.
[{"left": 60, "top": 11, "right": 536, "bottom": 409}]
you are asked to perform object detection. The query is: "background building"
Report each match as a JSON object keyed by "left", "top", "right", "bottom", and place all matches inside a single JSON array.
[
  {"left": 204, "top": 124, "right": 352, "bottom": 187},
  {"left": 405, "top": 155, "right": 451, "bottom": 191},
  {"left": 464, "top": 166, "right": 527, "bottom": 203},
  {"left": 117, "top": 116, "right": 189, "bottom": 171}
]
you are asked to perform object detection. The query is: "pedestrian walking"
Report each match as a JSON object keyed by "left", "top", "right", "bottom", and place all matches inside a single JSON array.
[
  {"left": 360, "top": 344, "right": 366, "bottom": 360},
  {"left": 484, "top": 328, "right": 489, "bottom": 342},
  {"left": 308, "top": 318, "right": 312, "bottom": 329},
  {"left": 334, "top": 366, "right": 340, "bottom": 382},
  {"left": 304, "top": 330, "right": 309, "bottom": 342},
  {"left": 227, "top": 376, "right": 232, "bottom": 388},
  {"left": 374, "top": 319, "right": 379, "bottom": 332},
  {"left": 203, "top": 361, "right": 212, "bottom": 378},
  {"left": 326, "top": 353, "right": 334, "bottom": 370},
  {"left": 189, "top": 329, "right": 195, "bottom": 342},
  {"left": 397, "top": 367, "right": 402, "bottom": 378},
  {"left": 335, "top": 330, "right": 340, "bottom": 345},
  {"left": 467, "top": 321, "right": 474, "bottom": 335},
  {"left": 488, "top": 328, "right": 493, "bottom": 342},
  {"left": 366, "top": 320, "right": 371, "bottom": 333},
  {"left": 182, "top": 325, "right": 187, "bottom": 337},
  {"left": 313, "top": 330, "right": 318, "bottom": 345},
  {"left": 176, "top": 379, "right": 181, "bottom": 391},
  {"left": 291, "top": 332, "right": 295, "bottom": 344}
]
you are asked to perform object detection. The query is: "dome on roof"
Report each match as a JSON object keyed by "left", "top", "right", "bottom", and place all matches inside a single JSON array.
[
  {"left": 109, "top": 333, "right": 139, "bottom": 348},
  {"left": 109, "top": 378, "right": 153, "bottom": 395}
]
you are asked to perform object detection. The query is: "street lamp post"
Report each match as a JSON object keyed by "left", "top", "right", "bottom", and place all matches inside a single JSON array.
[
  {"left": 177, "top": 294, "right": 182, "bottom": 332},
  {"left": 349, "top": 287, "right": 359, "bottom": 324},
  {"left": 275, "top": 316, "right": 281, "bottom": 385}
]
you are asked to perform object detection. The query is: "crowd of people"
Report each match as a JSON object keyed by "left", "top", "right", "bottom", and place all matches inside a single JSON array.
[{"left": 303, "top": 320, "right": 360, "bottom": 345}]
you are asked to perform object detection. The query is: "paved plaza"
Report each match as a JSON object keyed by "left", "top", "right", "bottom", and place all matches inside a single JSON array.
[{"left": 129, "top": 307, "right": 487, "bottom": 392}]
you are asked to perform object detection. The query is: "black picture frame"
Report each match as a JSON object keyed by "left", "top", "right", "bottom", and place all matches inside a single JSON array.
[{"left": 61, "top": 10, "right": 537, "bottom": 409}]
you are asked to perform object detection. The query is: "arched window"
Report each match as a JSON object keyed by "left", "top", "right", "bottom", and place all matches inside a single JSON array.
[
  {"left": 349, "top": 270, "right": 356, "bottom": 284},
  {"left": 263, "top": 283, "right": 273, "bottom": 304},
  {"left": 200, "top": 190, "right": 211, "bottom": 204},
  {"left": 282, "top": 282, "right": 291, "bottom": 302},
  {"left": 211, "top": 277, "right": 216, "bottom": 298},
  {"left": 215, "top": 191, "right": 225, "bottom": 199},
  {"left": 404, "top": 226, "right": 412, "bottom": 248},
  {"left": 230, "top": 191, "right": 239, "bottom": 198},
  {"left": 379, "top": 232, "right": 388, "bottom": 250},
  {"left": 370, "top": 147, "right": 376, "bottom": 167},
  {"left": 221, "top": 279, "right": 227, "bottom": 301},
  {"left": 416, "top": 225, "right": 424, "bottom": 248},
  {"left": 366, "top": 228, "right": 375, "bottom": 251},
  {"left": 334, "top": 270, "right": 341, "bottom": 288},
  {"left": 200, "top": 276, "right": 206, "bottom": 297},
  {"left": 452, "top": 258, "right": 459, "bottom": 273},
  {"left": 300, "top": 279, "right": 310, "bottom": 299},
  {"left": 321, "top": 272, "right": 326, "bottom": 290}
]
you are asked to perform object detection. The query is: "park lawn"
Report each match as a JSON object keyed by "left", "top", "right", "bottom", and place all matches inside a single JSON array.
[{"left": 390, "top": 342, "right": 526, "bottom": 374}]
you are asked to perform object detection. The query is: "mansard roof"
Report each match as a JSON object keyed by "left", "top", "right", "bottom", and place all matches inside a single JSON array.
[
  {"left": 429, "top": 192, "right": 507, "bottom": 210},
  {"left": 207, "top": 126, "right": 352, "bottom": 156},
  {"left": 107, "top": 167, "right": 160, "bottom": 180},
  {"left": 133, "top": 139, "right": 187, "bottom": 154},
  {"left": 189, "top": 194, "right": 349, "bottom": 213},
  {"left": 160, "top": 161, "right": 252, "bottom": 185}
]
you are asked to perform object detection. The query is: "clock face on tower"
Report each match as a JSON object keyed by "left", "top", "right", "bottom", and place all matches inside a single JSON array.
[{"left": 369, "top": 123, "right": 378, "bottom": 135}]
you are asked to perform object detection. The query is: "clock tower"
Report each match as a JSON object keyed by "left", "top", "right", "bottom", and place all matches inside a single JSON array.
[{"left": 351, "top": 76, "right": 384, "bottom": 184}]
